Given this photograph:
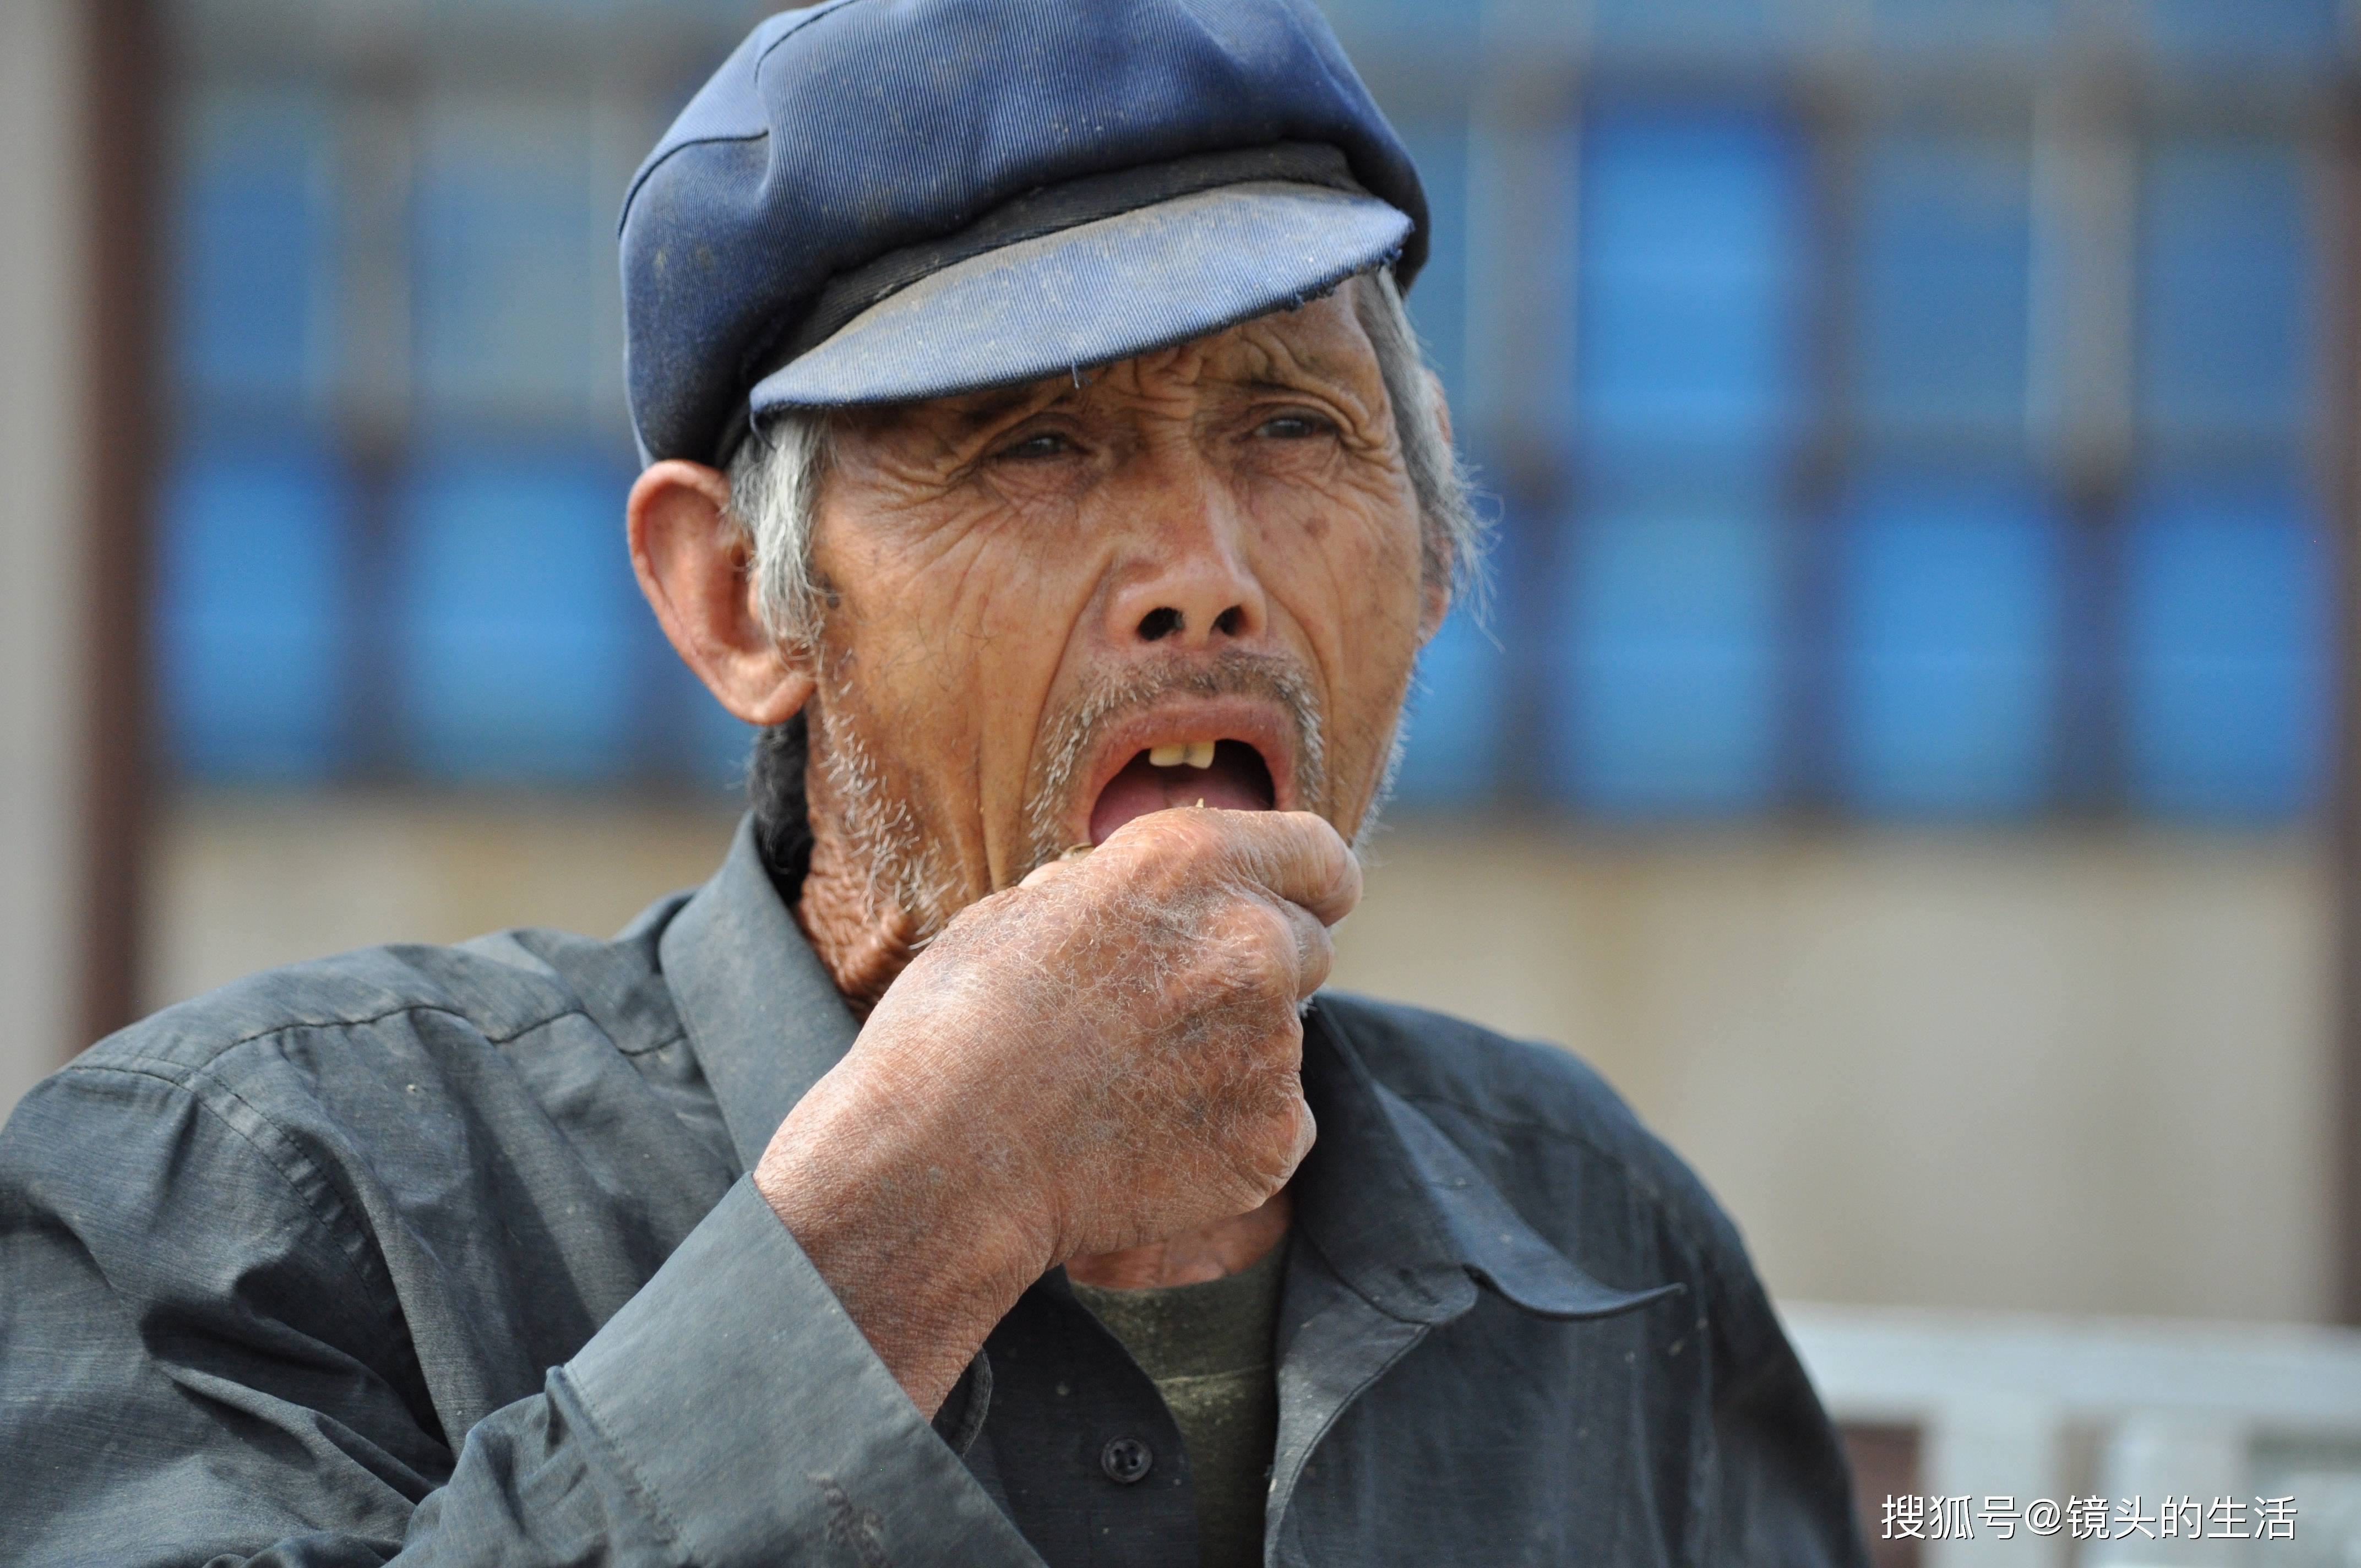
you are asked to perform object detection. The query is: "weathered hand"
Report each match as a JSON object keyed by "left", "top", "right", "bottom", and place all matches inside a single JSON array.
[{"left": 753, "top": 807, "right": 1361, "bottom": 1412}]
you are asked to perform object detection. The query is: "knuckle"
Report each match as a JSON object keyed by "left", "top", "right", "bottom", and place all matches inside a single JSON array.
[
  {"left": 1155, "top": 803, "right": 1219, "bottom": 848},
  {"left": 1215, "top": 900, "right": 1300, "bottom": 999},
  {"left": 1180, "top": 810, "right": 1234, "bottom": 868},
  {"left": 1123, "top": 809, "right": 1222, "bottom": 884},
  {"left": 1238, "top": 891, "right": 1296, "bottom": 952}
]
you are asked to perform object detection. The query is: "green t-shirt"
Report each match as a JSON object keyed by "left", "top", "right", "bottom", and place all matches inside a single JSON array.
[{"left": 1068, "top": 1238, "right": 1287, "bottom": 1568}]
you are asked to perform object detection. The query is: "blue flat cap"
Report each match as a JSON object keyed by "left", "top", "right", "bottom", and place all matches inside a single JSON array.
[{"left": 619, "top": 0, "right": 1427, "bottom": 466}]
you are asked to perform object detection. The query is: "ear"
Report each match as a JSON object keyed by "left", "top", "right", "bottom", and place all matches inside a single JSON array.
[{"left": 627, "top": 459, "right": 814, "bottom": 726}]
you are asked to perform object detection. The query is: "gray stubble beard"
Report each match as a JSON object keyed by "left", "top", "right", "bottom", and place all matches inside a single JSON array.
[{"left": 806, "top": 695, "right": 964, "bottom": 943}]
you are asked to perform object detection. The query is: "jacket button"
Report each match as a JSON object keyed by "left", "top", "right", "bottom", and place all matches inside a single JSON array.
[{"left": 1100, "top": 1436, "right": 1154, "bottom": 1484}]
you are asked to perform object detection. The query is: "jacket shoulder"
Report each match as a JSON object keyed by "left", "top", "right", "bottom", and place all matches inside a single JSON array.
[
  {"left": 1319, "top": 993, "right": 1671, "bottom": 1178},
  {"left": 65, "top": 906, "right": 682, "bottom": 1088}
]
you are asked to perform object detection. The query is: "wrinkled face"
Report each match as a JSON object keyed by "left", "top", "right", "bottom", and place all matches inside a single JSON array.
[{"left": 799, "top": 286, "right": 1445, "bottom": 934}]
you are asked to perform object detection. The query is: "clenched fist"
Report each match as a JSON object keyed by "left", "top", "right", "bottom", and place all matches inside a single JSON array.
[{"left": 753, "top": 806, "right": 1362, "bottom": 1413}]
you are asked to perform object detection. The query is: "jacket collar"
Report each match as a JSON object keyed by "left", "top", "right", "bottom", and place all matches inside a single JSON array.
[
  {"left": 660, "top": 816, "right": 860, "bottom": 1174},
  {"left": 660, "top": 815, "right": 1673, "bottom": 1321}
]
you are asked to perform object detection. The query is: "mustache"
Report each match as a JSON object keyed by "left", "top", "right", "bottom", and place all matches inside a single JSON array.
[{"left": 1018, "top": 650, "right": 1328, "bottom": 875}]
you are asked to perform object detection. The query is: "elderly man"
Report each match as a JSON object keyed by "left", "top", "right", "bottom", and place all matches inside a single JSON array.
[{"left": 0, "top": 2, "right": 1866, "bottom": 1564}]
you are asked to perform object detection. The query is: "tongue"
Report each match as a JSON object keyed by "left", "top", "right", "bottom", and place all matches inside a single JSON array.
[{"left": 1089, "top": 742, "right": 1274, "bottom": 844}]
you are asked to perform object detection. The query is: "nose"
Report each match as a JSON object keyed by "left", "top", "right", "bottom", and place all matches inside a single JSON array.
[{"left": 1101, "top": 451, "right": 1268, "bottom": 651}]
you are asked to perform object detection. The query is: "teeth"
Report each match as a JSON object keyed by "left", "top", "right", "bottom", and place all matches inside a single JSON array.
[{"left": 1147, "top": 741, "right": 1220, "bottom": 769}]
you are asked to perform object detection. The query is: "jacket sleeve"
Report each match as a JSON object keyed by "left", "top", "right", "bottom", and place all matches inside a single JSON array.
[
  {"left": 0, "top": 1059, "right": 1038, "bottom": 1568},
  {"left": 1695, "top": 1222, "right": 1873, "bottom": 1568}
]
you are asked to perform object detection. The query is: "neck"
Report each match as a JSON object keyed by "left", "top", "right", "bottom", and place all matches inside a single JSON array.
[{"left": 793, "top": 814, "right": 924, "bottom": 1016}]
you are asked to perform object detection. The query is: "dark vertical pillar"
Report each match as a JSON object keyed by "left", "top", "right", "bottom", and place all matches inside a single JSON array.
[
  {"left": 2330, "top": 90, "right": 2361, "bottom": 1327},
  {"left": 1787, "top": 67, "right": 1860, "bottom": 824},
  {"left": 335, "top": 46, "right": 418, "bottom": 787},
  {"left": 73, "top": 0, "right": 164, "bottom": 1051}
]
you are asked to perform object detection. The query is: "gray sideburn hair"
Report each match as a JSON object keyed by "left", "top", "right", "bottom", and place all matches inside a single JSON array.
[{"left": 726, "top": 268, "right": 1484, "bottom": 891}]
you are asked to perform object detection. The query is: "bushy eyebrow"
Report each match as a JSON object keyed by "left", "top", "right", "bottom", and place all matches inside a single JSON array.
[
  {"left": 1237, "top": 375, "right": 1332, "bottom": 397},
  {"left": 1226, "top": 359, "right": 1383, "bottom": 431},
  {"left": 945, "top": 388, "right": 1042, "bottom": 430}
]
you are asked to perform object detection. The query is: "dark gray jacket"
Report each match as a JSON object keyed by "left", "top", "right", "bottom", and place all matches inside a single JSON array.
[{"left": 0, "top": 819, "right": 1867, "bottom": 1566}]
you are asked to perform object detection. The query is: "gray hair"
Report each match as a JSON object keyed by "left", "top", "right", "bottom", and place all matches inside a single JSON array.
[{"left": 723, "top": 268, "right": 1483, "bottom": 649}]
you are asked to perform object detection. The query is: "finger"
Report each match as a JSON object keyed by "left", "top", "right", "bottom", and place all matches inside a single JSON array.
[
  {"left": 1018, "top": 856, "right": 1082, "bottom": 891},
  {"left": 1267, "top": 893, "right": 1335, "bottom": 998},
  {"left": 1209, "top": 810, "right": 1362, "bottom": 928}
]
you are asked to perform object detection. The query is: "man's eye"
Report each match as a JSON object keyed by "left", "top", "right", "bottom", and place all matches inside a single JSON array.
[
  {"left": 1256, "top": 413, "right": 1333, "bottom": 440},
  {"left": 998, "top": 432, "right": 1073, "bottom": 461}
]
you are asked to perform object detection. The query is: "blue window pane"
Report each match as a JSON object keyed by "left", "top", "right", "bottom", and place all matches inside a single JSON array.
[
  {"left": 2140, "top": 140, "right": 2313, "bottom": 445},
  {"left": 1575, "top": 111, "right": 1804, "bottom": 461},
  {"left": 2123, "top": 482, "right": 2329, "bottom": 819},
  {"left": 1590, "top": 0, "right": 1777, "bottom": 59},
  {"left": 1547, "top": 500, "right": 1783, "bottom": 814},
  {"left": 157, "top": 445, "right": 352, "bottom": 780},
  {"left": 414, "top": 102, "right": 599, "bottom": 423},
  {"left": 1859, "top": 136, "right": 2030, "bottom": 440},
  {"left": 1836, "top": 479, "right": 2062, "bottom": 815},
  {"left": 2145, "top": 0, "right": 2341, "bottom": 62},
  {"left": 1390, "top": 602, "right": 1508, "bottom": 808},
  {"left": 1396, "top": 122, "right": 1470, "bottom": 419},
  {"left": 1870, "top": 0, "right": 2056, "bottom": 56},
  {"left": 176, "top": 91, "right": 334, "bottom": 416},
  {"left": 393, "top": 450, "right": 640, "bottom": 781}
]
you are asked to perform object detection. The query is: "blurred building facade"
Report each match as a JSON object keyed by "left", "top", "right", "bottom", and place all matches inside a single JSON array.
[{"left": 6, "top": 0, "right": 2356, "bottom": 1326}]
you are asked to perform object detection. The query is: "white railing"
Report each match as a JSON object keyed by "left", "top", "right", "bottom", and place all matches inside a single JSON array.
[{"left": 1783, "top": 1304, "right": 2361, "bottom": 1566}]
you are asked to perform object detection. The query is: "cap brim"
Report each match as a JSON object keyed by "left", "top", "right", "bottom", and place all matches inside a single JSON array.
[{"left": 747, "top": 180, "right": 1412, "bottom": 414}]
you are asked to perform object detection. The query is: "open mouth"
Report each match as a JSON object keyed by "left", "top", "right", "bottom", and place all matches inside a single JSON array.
[{"left": 1088, "top": 739, "right": 1277, "bottom": 845}]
